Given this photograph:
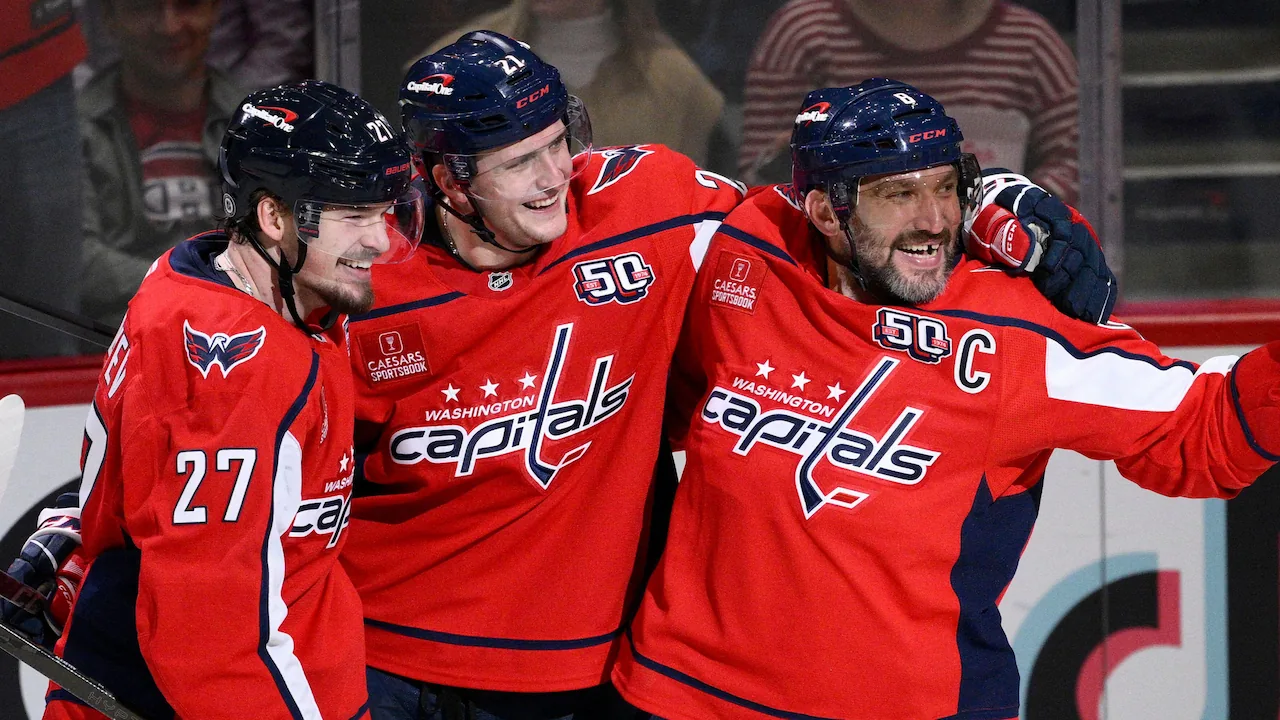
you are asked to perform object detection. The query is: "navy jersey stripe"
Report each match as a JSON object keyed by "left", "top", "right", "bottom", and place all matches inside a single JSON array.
[
  {"left": 949, "top": 475, "right": 1041, "bottom": 718},
  {"left": 929, "top": 309, "right": 1196, "bottom": 372},
  {"left": 539, "top": 211, "right": 730, "bottom": 274},
  {"left": 624, "top": 630, "right": 837, "bottom": 720},
  {"left": 351, "top": 291, "right": 465, "bottom": 322},
  {"left": 1229, "top": 359, "right": 1280, "bottom": 462},
  {"left": 716, "top": 224, "right": 799, "bottom": 266},
  {"left": 346, "top": 700, "right": 371, "bottom": 720},
  {"left": 259, "top": 351, "right": 320, "bottom": 720},
  {"left": 364, "top": 617, "right": 620, "bottom": 651}
]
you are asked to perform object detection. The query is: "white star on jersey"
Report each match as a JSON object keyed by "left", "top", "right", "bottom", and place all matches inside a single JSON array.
[
  {"left": 442, "top": 384, "right": 460, "bottom": 403},
  {"left": 339, "top": 453, "right": 350, "bottom": 472},
  {"left": 826, "top": 383, "right": 846, "bottom": 401},
  {"left": 791, "top": 372, "right": 810, "bottom": 391},
  {"left": 756, "top": 360, "right": 775, "bottom": 379},
  {"left": 518, "top": 372, "right": 538, "bottom": 389},
  {"left": 481, "top": 379, "right": 500, "bottom": 397}
]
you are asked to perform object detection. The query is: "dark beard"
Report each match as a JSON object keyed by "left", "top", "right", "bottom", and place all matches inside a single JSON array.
[{"left": 854, "top": 228, "right": 960, "bottom": 306}]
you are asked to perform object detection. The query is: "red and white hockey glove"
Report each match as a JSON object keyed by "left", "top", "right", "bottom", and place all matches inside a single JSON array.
[
  {"left": 964, "top": 170, "right": 1117, "bottom": 324},
  {"left": 1, "top": 492, "right": 86, "bottom": 648}
]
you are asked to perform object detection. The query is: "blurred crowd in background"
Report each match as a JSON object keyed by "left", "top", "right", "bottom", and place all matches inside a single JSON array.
[{"left": 2, "top": 0, "right": 1278, "bottom": 359}]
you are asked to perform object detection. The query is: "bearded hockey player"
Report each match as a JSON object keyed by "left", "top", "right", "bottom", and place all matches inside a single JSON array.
[
  {"left": 612, "top": 79, "right": 1280, "bottom": 720},
  {"left": 341, "top": 31, "right": 745, "bottom": 719},
  {"left": 40, "top": 81, "right": 423, "bottom": 720}
]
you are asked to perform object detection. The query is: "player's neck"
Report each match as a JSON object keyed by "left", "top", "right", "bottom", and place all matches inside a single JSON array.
[
  {"left": 223, "top": 240, "right": 324, "bottom": 322},
  {"left": 437, "top": 207, "right": 532, "bottom": 272},
  {"left": 826, "top": 257, "right": 867, "bottom": 302},
  {"left": 843, "top": 0, "right": 993, "bottom": 51}
]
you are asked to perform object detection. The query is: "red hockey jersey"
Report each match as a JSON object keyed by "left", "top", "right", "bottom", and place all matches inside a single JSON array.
[
  {"left": 342, "top": 146, "right": 744, "bottom": 691},
  {"left": 612, "top": 186, "right": 1280, "bottom": 720},
  {"left": 50, "top": 236, "right": 368, "bottom": 720}
]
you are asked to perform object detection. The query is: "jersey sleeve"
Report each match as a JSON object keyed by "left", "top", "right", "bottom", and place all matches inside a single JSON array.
[
  {"left": 992, "top": 313, "right": 1279, "bottom": 498},
  {"left": 100, "top": 322, "right": 324, "bottom": 719}
]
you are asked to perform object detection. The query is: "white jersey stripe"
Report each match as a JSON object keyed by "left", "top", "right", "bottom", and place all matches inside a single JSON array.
[
  {"left": 264, "top": 430, "right": 322, "bottom": 720},
  {"left": 1045, "top": 340, "right": 1238, "bottom": 412}
]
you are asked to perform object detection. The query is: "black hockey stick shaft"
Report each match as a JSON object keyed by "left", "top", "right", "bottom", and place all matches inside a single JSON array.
[
  {"left": 0, "top": 573, "right": 149, "bottom": 719},
  {"left": 0, "top": 622, "right": 149, "bottom": 720},
  {"left": 0, "top": 569, "right": 42, "bottom": 615},
  {"left": 0, "top": 287, "right": 116, "bottom": 349}
]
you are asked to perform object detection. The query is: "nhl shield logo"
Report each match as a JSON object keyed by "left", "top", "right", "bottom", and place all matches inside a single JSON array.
[{"left": 488, "top": 271, "right": 514, "bottom": 292}]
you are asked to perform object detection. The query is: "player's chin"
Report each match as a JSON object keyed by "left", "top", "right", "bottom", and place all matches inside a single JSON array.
[
  {"left": 518, "top": 213, "right": 567, "bottom": 246},
  {"left": 320, "top": 282, "right": 376, "bottom": 316}
]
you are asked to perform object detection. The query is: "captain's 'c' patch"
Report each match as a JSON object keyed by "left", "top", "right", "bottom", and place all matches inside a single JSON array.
[{"left": 356, "top": 323, "right": 430, "bottom": 384}]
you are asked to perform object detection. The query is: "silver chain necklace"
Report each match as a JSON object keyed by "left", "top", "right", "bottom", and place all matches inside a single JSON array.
[{"left": 216, "top": 250, "right": 258, "bottom": 297}]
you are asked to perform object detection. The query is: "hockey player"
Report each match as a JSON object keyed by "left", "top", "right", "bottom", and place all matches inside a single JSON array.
[
  {"left": 341, "top": 31, "right": 744, "bottom": 720},
  {"left": 611, "top": 79, "right": 1280, "bottom": 720},
  {"left": 36, "top": 81, "right": 424, "bottom": 720}
]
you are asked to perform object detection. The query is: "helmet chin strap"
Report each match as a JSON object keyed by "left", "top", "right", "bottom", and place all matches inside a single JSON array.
[
  {"left": 438, "top": 195, "right": 539, "bottom": 258},
  {"left": 247, "top": 231, "right": 338, "bottom": 335},
  {"left": 826, "top": 180, "right": 870, "bottom": 292}
]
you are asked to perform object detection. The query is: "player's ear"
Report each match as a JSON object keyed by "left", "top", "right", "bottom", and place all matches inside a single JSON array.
[
  {"left": 804, "top": 189, "right": 842, "bottom": 238},
  {"left": 432, "top": 164, "right": 474, "bottom": 213},
  {"left": 255, "top": 195, "right": 288, "bottom": 244}
]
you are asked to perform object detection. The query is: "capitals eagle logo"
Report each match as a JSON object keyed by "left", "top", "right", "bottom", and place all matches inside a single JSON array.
[
  {"left": 588, "top": 145, "right": 654, "bottom": 195},
  {"left": 183, "top": 321, "right": 267, "bottom": 379}
]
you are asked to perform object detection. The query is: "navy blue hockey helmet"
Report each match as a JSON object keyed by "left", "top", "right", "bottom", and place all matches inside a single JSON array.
[
  {"left": 221, "top": 80, "right": 419, "bottom": 234},
  {"left": 219, "top": 80, "right": 426, "bottom": 331},
  {"left": 790, "top": 79, "right": 980, "bottom": 220},
  {"left": 399, "top": 30, "right": 592, "bottom": 196}
]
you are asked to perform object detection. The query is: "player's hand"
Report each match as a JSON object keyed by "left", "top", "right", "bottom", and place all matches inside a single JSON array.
[
  {"left": 965, "top": 169, "right": 1118, "bottom": 324},
  {"left": 1, "top": 493, "right": 87, "bottom": 649}
]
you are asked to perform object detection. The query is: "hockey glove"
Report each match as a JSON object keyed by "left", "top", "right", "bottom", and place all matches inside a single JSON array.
[
  {"left": 1, "top": 492, "right": 87, "bottom": 648},
  {"left": 965, "top": 169, "right": 1118, "bottom": 324}
]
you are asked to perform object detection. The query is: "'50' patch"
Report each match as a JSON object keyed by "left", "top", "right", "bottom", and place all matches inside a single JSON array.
[{"left": 572, "top": 252, "right": 654, "bottom": 306}]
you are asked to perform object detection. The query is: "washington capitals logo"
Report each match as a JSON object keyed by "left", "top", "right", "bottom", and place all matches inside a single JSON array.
[
  {"left": 701, "top": 357, "right": 940, "bottom": 518},
  {"left": 795, "top": 102, "right": 831, "bottom": 126},
  {"left": 588, "top": 145, "right": 654, "bottom": 195},
  {"left": 183, "top": 321, "right": 267, "bottom": 379},
  {"left": 388, "top": 323, "right": 633, "bottom": 490},
  {"left": 774, "top": 183, "right": 805, "bottom": 212}
]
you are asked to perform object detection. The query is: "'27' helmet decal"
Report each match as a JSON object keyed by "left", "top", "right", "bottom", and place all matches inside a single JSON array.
[
  {"left": 184, "top": 321, "right": 267, "bottom": 379},
  {"left": 588, "top": 145, "right": 654, "bottom": 195}
]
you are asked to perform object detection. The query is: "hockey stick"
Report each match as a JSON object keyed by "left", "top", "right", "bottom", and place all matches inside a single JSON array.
[
  {"left": 0, "top": 570, "right": 42, "bottom": 616},
  {"left": 0, "top": 393, "right": 25, "bottom": 510},
  {"left": 0, "top": 620, "right": 149, "bottom": 720}
]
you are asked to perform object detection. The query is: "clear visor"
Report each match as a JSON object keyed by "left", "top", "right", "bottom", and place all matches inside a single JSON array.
[
  {"left": 443, "top": 110, "right": 593, "bottom": 202},
  {"left": 853, "top": 165, "right": 965, "bottom": 235},
  {"left": 295, "top": 186, "right": 426, "bottom": 265}
]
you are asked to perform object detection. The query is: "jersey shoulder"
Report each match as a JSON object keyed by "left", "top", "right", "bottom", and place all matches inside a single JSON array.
[
  {"left": 931, "top": 257, "right": 1135, "bottom": 349},
  {"left": 716, "top": 184, "right": 821, "bottom": 271},
  {"left": 123, "top": 241, "right": 323, "bottom": 401}
]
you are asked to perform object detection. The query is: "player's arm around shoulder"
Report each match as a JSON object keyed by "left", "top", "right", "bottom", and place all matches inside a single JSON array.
[{"left": 964, "top": 269, "right": 1278, "bottom": 498}]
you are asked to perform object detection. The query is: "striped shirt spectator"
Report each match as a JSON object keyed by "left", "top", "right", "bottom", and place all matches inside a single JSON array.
[{"left": 741, "top": 0, "right": 1079, "bottom": 203}]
